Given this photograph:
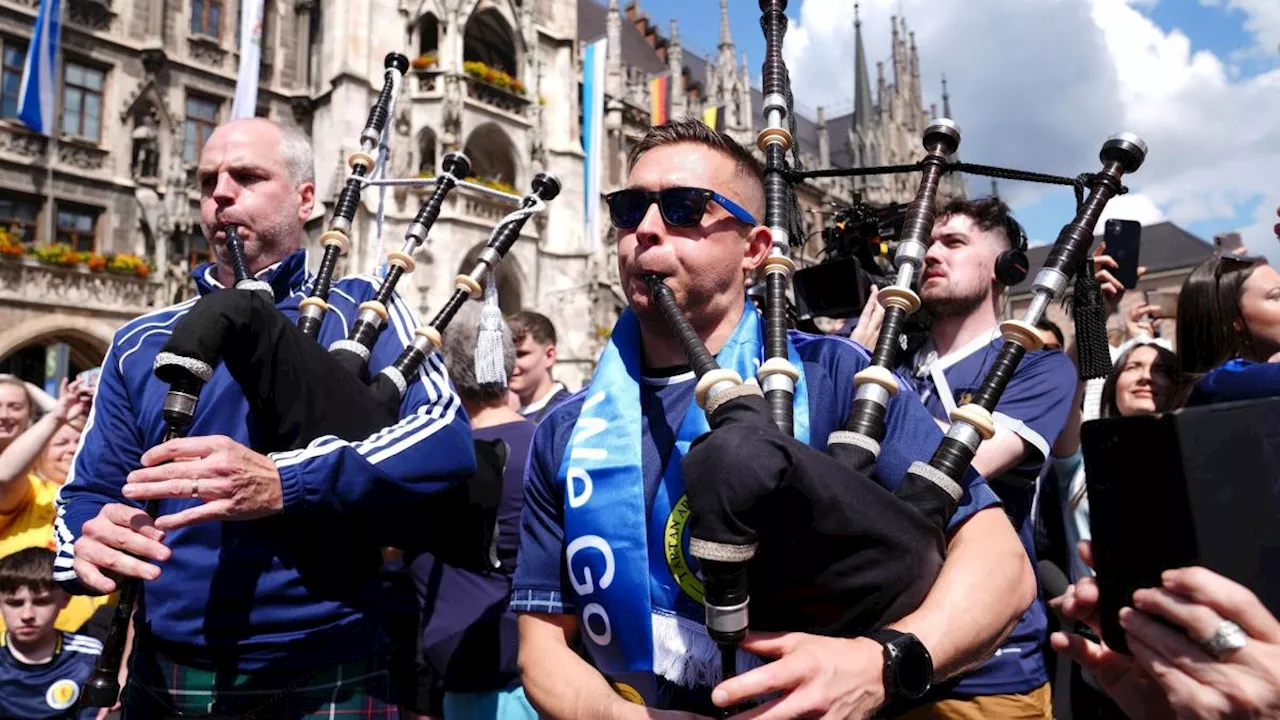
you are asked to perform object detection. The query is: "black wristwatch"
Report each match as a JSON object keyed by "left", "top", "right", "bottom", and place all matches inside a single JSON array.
[{"left": 865, "top": 628, "right": 934, "bottom": 702}]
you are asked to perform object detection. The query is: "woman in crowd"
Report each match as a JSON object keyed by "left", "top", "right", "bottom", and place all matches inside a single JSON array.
[
  {"left": 0, "top": 374, "right": 112, "bottom": 637},
  {"left": 0, "top": 375, "right": 90, "bottom": 557},
  {"left": 1050, "top": 303, "right": 1180, "bottom": 583},
  {"left": 1176, "top": 254, "right": 1280, "bottom": 405}
]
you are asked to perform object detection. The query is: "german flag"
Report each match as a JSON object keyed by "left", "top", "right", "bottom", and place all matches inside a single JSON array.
[
  {"left": 649, "top": 75, "right": 669, "bottom": 126},
  {"left": 702, "top": 105, "right": 726, "bottom": 132}
]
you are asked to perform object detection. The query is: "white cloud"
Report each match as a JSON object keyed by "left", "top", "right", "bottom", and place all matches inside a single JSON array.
[
  {"left": 1096, "top": 192, "right": 1168, "bottom": 227},
  {"left": 784, "top": 0, "right": 1276, "bottom": 248}
]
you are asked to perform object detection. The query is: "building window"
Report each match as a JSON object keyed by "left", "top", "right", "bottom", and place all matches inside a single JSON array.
[
  {"left": 191, "top": 0, "right": 224, "bottom": 39},
  {"left": 1, "top": 41, "right": 26, "bottom": 119},
  {"left": 55, "top": 203, "right": 99, "bottom": 252},
  {"left": 61, "top": 62, "right": 105, "bottom": 141},
  {"left": 187, "top": 229, "right": 210, "bottom": 268},
  {"left": 184, "top": 95, "right": 220, "bottom": 162},
  {"left": 0, "top": 194, "right": 40, "bottom": 244}
]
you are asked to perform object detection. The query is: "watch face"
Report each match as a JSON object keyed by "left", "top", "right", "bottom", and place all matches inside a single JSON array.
[{"left": 895, "top": 640, "right": 933, "bottom": 699}]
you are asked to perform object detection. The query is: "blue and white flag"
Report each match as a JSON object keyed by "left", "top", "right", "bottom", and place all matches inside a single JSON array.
[
  {"left": 231, "top": 0, "right": 265, "bottom": 119},
  {"left": 17, "top": 0, "right": 63, "bottom": 136},
  {"left": 582, "top": 37, "right": 607, "bottom": 254}
]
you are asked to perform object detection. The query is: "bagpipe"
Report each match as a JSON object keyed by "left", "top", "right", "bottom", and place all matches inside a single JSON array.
[
  {"left": 81, "top": 52, "right": 561, "bottom": 708},
  {"left": 647, "top": 0, "right": 1148, "bottom": 705}
]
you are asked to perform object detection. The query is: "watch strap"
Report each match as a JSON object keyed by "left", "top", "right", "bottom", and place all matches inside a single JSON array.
[{"left": 865, "top": 628, "right": 909, "bottom": 647}]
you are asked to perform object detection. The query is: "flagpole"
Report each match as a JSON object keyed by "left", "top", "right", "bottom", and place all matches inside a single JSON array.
[{"left": 42, "top": 0, "right": 64, "bottom": 247}]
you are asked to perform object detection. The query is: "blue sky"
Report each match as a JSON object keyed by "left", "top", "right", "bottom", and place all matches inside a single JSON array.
[{"left": 609, "top": 0, "right": 1277, "bottom": 255}]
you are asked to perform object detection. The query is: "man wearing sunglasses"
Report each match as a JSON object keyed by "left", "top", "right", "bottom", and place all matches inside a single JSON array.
[{"left": 512, "top": 119, "right": 1035, "bottom": 720}]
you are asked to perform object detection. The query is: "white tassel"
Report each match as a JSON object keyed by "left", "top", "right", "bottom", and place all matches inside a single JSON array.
[
  {"left": 650, "top": 612, "right": 766, "bottom": 688},
  {"left": 475, "top": 269, "right": 507, "bottom": 387}
]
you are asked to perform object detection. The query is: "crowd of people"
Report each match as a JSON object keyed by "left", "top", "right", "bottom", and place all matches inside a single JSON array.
[{"left": 0, "top": 115, "right": 1275, "bottom": 720}]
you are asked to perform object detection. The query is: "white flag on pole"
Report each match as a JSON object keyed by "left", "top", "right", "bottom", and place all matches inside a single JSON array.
[
  {"left": 231, "top": 0, "right": 265, "bottom": 119},
  {"left": 582, "top": 38, "right": 607, "bottom": 254}
]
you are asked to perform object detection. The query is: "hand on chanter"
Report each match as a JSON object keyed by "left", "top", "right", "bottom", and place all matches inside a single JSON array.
[
  {"left": 713, "top": 631, "right": 887, "bottom": 720},
  {"left": 123, "top": 434, "right": 284, "bottom": 530},
  {"left": 73, "top": 503, "right": 170, "bottom": 593}
]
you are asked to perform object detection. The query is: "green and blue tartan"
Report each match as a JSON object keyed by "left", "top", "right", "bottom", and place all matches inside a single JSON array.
[{"left": 121, "top": 649, "right": 398, "bottom": 719}]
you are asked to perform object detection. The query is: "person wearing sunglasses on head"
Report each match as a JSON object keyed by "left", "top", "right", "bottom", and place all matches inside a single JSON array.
[
  {"left": 510, "top": 118, "right": 1034, "bottom": 720},
  {"left": 1175, "top": 253, "right": 1280, "bottom": 407}
]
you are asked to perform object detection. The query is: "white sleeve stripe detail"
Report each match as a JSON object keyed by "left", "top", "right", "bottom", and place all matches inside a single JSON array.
[
  {"left": 991, "top": 411, "right": 1049, "bottom": 459},
  {"left": 270, "top": 397, "right": 457, "bottom": 469},
  {"left": 116, "top": 298, "right": 198, "bottom": 347},
  {"left": 117, "top": 326, "right": 178, "bottom": 376},
  {"left": 365, "top": 405, "right": 454, "bottom": 465},
  {"left": 268, "top": 282, "right": 462, "bottom": 470}
]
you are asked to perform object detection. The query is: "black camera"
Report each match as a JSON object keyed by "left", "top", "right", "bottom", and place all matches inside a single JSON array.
[{"left": 792, "top": 197, "right": 931, "bottom": 350}]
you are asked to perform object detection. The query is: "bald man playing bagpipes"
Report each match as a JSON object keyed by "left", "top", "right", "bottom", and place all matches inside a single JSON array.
[
  {"left": 52, "top": 117, "right": 476, "bottom": 718},
  {"left": 512, "top": 119, "right": 1036, "bottom": 720}
]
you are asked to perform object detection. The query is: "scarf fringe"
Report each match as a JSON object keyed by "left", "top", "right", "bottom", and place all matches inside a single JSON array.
[{"left": 651, "top": 612, "right": 766, "bottom": 688}]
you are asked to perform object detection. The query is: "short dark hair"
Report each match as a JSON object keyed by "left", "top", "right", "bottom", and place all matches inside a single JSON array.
[
  {"left": 626, "top": 118, "right": 764, "bottom": 216},
  {"left": 507, "top": 311, "right": 557, "bottom": 347},
  {"left": 936, "top": 196, "right": 1025, "bottom": 251},
  {"left": 0, "top": 547, "right": 58, "bottom": 595},
  {"left": 1035, "top": 318, "right": 1064, "bottom": 347}
]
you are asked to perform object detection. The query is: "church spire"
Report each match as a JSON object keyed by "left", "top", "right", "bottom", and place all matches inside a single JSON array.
[
  {"left": 606, "top": 0, "right": 622, "bottom": 98},
  {"left": 719, "top": 0, "right": 733, "bottom": 50},
  {"left": 669, "top": 18, "right": 687, "bottom": 118},
  {"left": 853, "top": 2, "right": 873, "bottom": 131},
  {"left": 942, "top": 74, "right": 952, "bottom": 118}
]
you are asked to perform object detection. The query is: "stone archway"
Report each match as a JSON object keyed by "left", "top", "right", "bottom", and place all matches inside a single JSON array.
[
  {"left": 461, "top": 123, "right": 518, "bottom": 189},
  {"left": 0, "top": 316, "right": 115, "bottom": 385}
]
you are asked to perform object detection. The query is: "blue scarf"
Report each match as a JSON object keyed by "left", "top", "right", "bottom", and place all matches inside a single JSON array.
[{"left": 560, "top": 300, "right": 809, "bottom": 706}]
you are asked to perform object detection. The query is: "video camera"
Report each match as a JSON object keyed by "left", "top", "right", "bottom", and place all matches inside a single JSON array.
[{"left": 791, "top": 195, "right": 931, "bottom": 350}]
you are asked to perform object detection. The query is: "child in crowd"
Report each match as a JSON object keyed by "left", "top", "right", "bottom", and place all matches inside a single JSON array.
[{"left": 0, "top": 547, "right": 102, "bottom": 720}]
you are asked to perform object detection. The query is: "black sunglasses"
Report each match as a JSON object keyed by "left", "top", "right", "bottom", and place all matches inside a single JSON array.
[{"left": 605, "top": 187, "right": 758, "bottom": 229}]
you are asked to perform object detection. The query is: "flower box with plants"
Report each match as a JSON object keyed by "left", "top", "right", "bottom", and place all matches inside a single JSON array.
[
  {"left": 0, "top": 229, "right": 25, "bottom": 259},
  {"left": 411, "top": 53, "right": 438, "bottom": 70},
  {"left": 462, "top": 60, "right": 527, "bottom": 96},
  {"left": 106, "top": 254, "right": 152, "bottom": 279}
]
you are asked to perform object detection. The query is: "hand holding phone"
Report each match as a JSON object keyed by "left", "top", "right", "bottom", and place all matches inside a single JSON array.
[{"left": 1104, "top": 220, "right": 1142, "bottom": 289}]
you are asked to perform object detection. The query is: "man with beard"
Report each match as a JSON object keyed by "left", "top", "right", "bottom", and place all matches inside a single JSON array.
[
  {"left": 54, "top": 118, "right": 474, "bottom": 717},
  {"left": 854, "top": 196, "right": 1074, "bottom": 718}
]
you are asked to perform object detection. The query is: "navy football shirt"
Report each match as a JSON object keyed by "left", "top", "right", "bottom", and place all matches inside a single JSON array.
[
  {"left": 0, "top": 631, "right": 101, "bottom": 720},
  {"left": 906, "top": 328, "right": 1076, "bottom": 697}
]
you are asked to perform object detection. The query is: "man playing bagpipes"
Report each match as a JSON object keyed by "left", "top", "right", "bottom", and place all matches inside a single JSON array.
[
  {"left": 52, "top": 118, "right": 475, "bottom": 717},
  {"left": 512, "top": 119, "right": 1037, "bottom": 719}
]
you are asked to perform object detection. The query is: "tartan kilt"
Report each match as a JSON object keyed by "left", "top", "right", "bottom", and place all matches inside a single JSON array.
[{"left": 121, "top": 648, "right": 398, "bottom": 719}]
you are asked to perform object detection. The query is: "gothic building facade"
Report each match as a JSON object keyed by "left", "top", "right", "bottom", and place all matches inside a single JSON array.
[{"left": 0, "top": 0, "right": 960, "bottom": 390}]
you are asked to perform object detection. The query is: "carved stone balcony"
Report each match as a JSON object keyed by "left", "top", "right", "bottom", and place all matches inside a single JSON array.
[
  {"left": 67, "top": 0, "right": 115, "bottom": 32},
  {"left": 414, "top": 69, "right": 444, "bottom": 95},
  {"left": 463, "top": 77, "right": 530, "bottom": 118},
  {"left": 0, "top": 123, "right": 47, "bottom": 160},
  {"left": 0, "top": 259, "right": 163, "bottom": 319},
  {"left": 57, "top": 136, "right": 109, "bottom": 172},
  {"left": 0, "top": 125, "right": 110, "bottom": 173}
]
